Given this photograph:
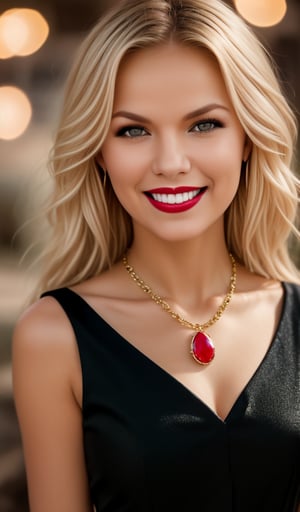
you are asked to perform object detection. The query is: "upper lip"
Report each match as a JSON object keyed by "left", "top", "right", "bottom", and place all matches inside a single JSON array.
[{"left": 145, "top": 186, "right": 204, "bottom": 194}]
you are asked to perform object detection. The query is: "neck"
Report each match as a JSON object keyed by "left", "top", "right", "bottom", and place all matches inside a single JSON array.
[{"left": 127, "top": 224, "right": 233, "bottom": 308}]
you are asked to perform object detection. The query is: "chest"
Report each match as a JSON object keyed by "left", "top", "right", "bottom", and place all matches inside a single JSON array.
[{"left": 82, "top": 289, "right": 284, "bottom": 421}]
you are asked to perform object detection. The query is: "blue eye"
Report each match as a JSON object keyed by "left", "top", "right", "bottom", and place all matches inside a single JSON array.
[
  {"left": 192, "top": 119, "right": 222, "bottom": 133},
  {"left": 116, "top": 126, "right": 148, "bottom": 137}
]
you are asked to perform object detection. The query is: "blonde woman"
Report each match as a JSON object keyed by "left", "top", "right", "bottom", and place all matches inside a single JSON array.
[{"left": 13, "top": 0, "right": 300, "bottom": 511}]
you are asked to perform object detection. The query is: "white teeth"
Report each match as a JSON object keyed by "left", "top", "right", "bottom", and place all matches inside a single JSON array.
[{"left": 151, "top": 189, "right": 200, "bottom": 204}]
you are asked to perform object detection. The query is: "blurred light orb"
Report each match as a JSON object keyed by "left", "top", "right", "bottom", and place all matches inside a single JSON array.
[
  {"left": 234, "top": 0, "right": 287, "bottom": 27},
  {"left": 0, "top": 8, "right": 49, "bottom": 58},
  {"left": 0, "top": 86, "right": 32, "bottom": 140},
  {"left": 0, "top": 36, "right": 14, "bottom": 58}
]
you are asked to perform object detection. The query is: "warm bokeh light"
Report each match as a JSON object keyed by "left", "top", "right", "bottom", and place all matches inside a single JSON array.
[
  {"left": 0, "top": 8, "right": 49, "bottom": 58},
  {"left": 234, "top": 0, "right": 287, "bottom": 27},
  {"left": 0, "top": 86, "right": 32, "bottom": 140},
  {"left": 0, "top": 21, "right": 15, "bottom": 59}
]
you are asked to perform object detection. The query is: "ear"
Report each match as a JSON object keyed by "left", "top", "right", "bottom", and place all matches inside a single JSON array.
[{"left": 243, "top": 137, "right": 252, "bottom": 162}]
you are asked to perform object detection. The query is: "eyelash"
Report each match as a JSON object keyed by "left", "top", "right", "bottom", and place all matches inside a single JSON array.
[
  {"left": 192, "top": 118, "right": 223, "bottom": 132},
  {"left": 116, "top": 126, "right": 148, "bottom": 137},
  {"left": 115, "top": 118, "right": 223, "bottom": 138}
]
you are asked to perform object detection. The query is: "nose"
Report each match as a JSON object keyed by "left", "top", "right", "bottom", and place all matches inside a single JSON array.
[{"left": 151, "top": 135, "right": 191, "bottom": 177}]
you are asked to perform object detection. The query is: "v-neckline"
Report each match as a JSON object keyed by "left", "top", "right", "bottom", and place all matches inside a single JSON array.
[{"left": 66, "top": 282, "right": 287, "bottom": 424}]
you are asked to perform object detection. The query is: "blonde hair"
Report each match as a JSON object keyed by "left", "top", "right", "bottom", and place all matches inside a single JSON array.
[{"left": 34, "top": 0, "right": 299, "bottom": 298}]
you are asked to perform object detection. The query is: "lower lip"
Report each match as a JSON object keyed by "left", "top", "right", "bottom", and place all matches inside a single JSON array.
[{"left": 145, "top": 189, "right": 206, "bottom": 213}]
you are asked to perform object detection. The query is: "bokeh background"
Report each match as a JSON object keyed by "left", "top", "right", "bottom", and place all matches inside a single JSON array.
[{"left": 0, "top": 1, "right": 299, "bottom": 510}]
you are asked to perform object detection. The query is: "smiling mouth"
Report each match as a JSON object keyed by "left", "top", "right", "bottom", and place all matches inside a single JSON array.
[
  {"left": 145, "top": 187, "right": 207, "bottom": 205},
  {"left": 144, "top": 186, "right": 208, "bottom": 213}
]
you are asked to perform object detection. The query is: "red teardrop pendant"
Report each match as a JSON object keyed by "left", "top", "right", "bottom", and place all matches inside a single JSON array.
[{"left": 191, "top": 331, "right": 215, "bottom": 365}]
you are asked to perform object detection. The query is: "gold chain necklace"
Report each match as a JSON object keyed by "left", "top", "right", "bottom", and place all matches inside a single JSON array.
[{"left": 122, "top": 253, "right": 237, "bottom": 365}]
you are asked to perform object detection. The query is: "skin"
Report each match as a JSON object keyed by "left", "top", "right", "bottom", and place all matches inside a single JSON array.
[
  {"left": 13, "top": 42, "right": 292, "bottom": 512},
  {"left": 99, "top": 44, "right": 248, "bottom": 247}
]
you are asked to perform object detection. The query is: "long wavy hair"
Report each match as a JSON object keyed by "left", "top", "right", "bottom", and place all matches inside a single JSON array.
[{"left": 33, "top": 0, "right": 299, "bottom": 298}]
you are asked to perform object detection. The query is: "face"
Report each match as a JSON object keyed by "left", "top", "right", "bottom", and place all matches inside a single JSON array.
[{"left": 99, "top": 42, "right": 251, "bottom": 243}]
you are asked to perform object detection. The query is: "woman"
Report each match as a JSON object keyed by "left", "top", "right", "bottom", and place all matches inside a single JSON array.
[{"left": 13, "top": 0, "right": 300, "bottom": 511}]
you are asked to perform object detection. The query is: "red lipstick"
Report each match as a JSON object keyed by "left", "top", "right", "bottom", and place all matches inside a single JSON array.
[{"left": 144, "top": 186, "right": 207, "bottom": 213}]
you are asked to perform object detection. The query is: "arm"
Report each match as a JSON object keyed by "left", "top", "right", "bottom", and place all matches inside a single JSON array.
[{"left": 12, "top": 298, "right": 93, "bottom": 512}]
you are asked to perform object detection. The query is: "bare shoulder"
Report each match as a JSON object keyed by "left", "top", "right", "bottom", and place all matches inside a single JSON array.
[
  {"left": 12, "top": 298, "right": 92, "bottom": 512},
  {"left": 12, "top": 295, "right": 80, "bottom": 405},
  {"left": 13, "top": 295, "right": 75, "bottom": 357},
  {"left": 14, "top": 294, "right": 72, "bottom": 337}
]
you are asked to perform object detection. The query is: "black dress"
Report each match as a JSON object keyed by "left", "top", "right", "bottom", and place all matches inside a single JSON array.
[{"left": 42, "top": 282, "right": 300, "bottom": 511}]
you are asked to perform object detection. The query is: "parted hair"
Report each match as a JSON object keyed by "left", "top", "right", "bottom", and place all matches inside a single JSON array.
[{"left": 34, "top": 0, "right": 300, "bottom": 298}]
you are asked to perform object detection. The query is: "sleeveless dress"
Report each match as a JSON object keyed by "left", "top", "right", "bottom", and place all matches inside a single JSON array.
[{"left": 42, "top": 282, "right": 300, "bottom": 511}]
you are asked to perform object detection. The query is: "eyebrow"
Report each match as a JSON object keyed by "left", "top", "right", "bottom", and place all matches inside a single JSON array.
[{"left": 111, "top": 103, "right": 230, "bottom": 123}]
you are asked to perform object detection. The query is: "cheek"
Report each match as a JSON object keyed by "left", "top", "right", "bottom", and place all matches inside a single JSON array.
[
  {"left": 192, "top": 128, "right": 245, "bottom": 162},
  {"left": 215, "top": 132, "right": 245, "bottom": 158},
  {"left": 196, "top": 149, "right": 242, "bottom": 179},
  {"left": 195, "top": 145, "right": 243, "bottom": 201},
  {"left": 102, "top": 144, "right": 148, "bottom": 186},
  {"left": 204, "top": 136, "right": 244, "bottom": 175},
  {"left": 102, "top": 152, "right": 146, "bottom": 213}
]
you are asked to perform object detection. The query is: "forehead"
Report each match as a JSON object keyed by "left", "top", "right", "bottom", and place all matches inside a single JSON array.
[{"left": 113, "top": 42, "right": 232, "bottom": 112}]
